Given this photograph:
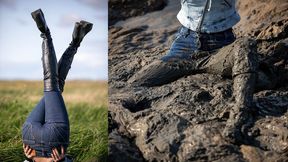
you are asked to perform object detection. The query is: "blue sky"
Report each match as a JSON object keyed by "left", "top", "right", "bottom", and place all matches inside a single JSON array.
[{"left": 0, "top": 0, "right": 107, "bottom": 80}]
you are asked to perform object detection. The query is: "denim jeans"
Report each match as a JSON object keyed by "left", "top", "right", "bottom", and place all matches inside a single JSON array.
[
  {"left": 161, "top": 26, "right": 236, "bottom": 62},
  {"left": 22, "top": 91, "right": 69, "bottom": 157}
]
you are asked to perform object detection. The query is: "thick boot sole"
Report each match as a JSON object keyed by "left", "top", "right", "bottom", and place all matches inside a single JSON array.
[
  {"left": 80, "top": 20, "right": 93, "bottom": 34},
  {"left": 71, "top": 20, "right": 93, "bottom": 47},
  {"left": 31, "top": 9, "right": 48, "bottom": 33}
]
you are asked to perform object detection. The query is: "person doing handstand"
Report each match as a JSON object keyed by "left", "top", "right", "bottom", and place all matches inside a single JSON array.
[{"left": 22, "top": 9, "right": 92, "bottom": 161}]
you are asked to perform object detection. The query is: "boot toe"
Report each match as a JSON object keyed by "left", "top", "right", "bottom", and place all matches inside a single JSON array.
[
  {"left": 80, "top": 20, "right": 93, "bottom": 26},
  {"left": 31, "top": 9, "right": 43, "bottom": 18}
]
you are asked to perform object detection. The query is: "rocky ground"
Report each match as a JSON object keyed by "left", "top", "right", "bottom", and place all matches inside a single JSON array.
[
  {"left": 108, "top": 0, "right": 288, "bottom": 161},
  {"left": 109, "top": 0, "right": 168, "bottom": 25}
]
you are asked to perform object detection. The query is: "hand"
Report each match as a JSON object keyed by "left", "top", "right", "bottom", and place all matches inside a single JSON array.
[
  {"left": 23, "top": 144, "right": 36, "bottom": 159},
  {"left": 51, "top": 146, "right": 65, "bottom": 162}
]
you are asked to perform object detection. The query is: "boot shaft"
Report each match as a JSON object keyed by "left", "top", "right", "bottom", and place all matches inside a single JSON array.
[
  {"left": 58, "top": 46, "right": 78, "bottom": 92},
  {"left": 57, "top": 21, "right": 93, "bottom": 92},
  {"left": 41, "top": 28, "right": 59, "bottom": 92}
]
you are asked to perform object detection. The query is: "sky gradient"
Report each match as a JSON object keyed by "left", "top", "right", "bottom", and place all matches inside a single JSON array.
[{"left": 0, "top": 0, "right": 108, "bottom": 80}]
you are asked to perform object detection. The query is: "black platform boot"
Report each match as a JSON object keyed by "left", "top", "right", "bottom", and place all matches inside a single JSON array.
[
  {"left": 58, "top": 21, "right": 93, "bottom": 92},
  {"left": 70, "top": 20, "right": 93, "bottom": 47},
  {"left": 31, "top": 9, "right": 48, "bottom": 34},
  {"left": 32, "top": 9, "right": 59, "bottom": 92}
]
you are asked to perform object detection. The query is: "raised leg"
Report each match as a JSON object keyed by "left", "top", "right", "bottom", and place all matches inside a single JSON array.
[
  {"left": 57, "top": 46, "right": 77, "bottom": 92},
  {"left": 31, "top": 9, "right": 59, "bottom": 92},
  {"left": 31, "top": 8, "right": 68, "bottom": 124},
  {"left": 58, "top": 21, "right": 93, "bottom": 92}
]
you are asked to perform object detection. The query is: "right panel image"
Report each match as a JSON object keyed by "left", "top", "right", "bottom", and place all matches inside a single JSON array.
[{"left": 108, "top": 0, "right": 288, "bottom": 161}]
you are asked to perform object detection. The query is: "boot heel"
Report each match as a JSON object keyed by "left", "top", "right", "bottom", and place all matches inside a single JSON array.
[{"left": 80, "top": 20, "right": 93, "bottom": 33}]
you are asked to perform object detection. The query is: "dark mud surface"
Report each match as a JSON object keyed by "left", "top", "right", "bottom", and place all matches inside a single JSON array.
[
  {"left": 108, "top": 0, "right": 288, "bottom": 161},
  {"left": 109, "top": 0, "right": 168, "bottom": 25}
]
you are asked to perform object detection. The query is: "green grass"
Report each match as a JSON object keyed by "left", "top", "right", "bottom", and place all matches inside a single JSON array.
[{"left": 0, "top": 81, "right": 108, "bottom": 162}]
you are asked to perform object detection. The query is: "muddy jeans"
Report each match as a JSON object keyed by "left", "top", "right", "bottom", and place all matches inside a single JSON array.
[
  {"left": 162, "top": 26, "right": 236, "bottom": 62},
  {"left": 162, "top": 26, "right": 257, "bottom": 76},
  {"left": 22, "top": 91, "right": 70, "bottom": 157},
  {"left": 129, "top": 26, "right": 258, "bottom": 87}
]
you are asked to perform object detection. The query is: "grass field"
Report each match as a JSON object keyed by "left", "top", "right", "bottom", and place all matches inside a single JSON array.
[{"left": 0, "top": 80, "right": 108, "bottom": 162}]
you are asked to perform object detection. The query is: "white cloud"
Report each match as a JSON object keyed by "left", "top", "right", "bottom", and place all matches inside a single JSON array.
[
  {"left": 74, "top": 51, "right": 107, "bottom": 68},
  {"left": 58, "top": 14, "right": 82, "bottom": 27}
]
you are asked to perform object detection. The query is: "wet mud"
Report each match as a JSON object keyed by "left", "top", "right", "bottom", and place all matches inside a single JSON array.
[
  {"left": 108, "top": 0, "right": 288, "bottom": 161},
  {"left": 109, "top": 0, "right": 168, "bottom": 25}
]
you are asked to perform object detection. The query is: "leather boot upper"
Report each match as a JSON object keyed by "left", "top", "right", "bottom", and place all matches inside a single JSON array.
[{"left": 41, "top": 33, "right": 60, "bottom": 92}]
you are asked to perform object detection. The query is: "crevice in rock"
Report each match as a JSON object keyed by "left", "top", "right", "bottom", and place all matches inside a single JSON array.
[{"left": 122, "top": 97, "right": 152, "bottom": 113}]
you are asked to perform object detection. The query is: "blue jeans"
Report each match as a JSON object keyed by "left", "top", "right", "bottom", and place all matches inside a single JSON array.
[
  {"left": 161, "top": 26, "right": 236, "bottom": 62},
  {"left": 22, "top": 91, "right": 69, "bottom": 157}
]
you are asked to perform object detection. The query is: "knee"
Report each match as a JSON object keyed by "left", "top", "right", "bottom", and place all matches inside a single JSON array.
[
  {"left": 235, "top": 37, "right": 258, "bottom": 57},
  {"left": 232, "top": 37, "right": 259, "bottom": 77}
]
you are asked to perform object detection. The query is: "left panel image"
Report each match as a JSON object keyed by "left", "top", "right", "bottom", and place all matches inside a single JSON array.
[{"left": 0, "top": 1, "right": 108, "bottom": 161}]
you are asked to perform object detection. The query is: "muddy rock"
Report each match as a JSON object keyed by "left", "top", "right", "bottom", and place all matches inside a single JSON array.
[
  {"left": 109, "top": 0, "right": 288, "bottom": 161},
  {"left": 235, "top": 0, "right": 288, "bottom": 37},
  {"left": 256, "top": 19, "right": 288, "bottom": 40},
  {"left": 108, "top": 130, "right": 145, "bottom": 162},
  {"left": 109, "top": 0, "right": 168, "bottom": 25}
]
